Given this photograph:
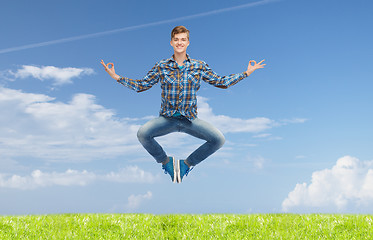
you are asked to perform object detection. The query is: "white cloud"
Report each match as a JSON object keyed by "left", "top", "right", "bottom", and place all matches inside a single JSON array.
[
  {"left": 197, "top": 96, "right": 275, "bottom": 133},
  {"left": 0, "top": 169, "right": 95, "bottom": 190},
  {"left": 253, "top": 133, "right": 272, "bottom": 138},
  {"left": 197, "top": 96, "right": 306, "bottom": 134},
  {"left": 125, "top": 191, "right": 153, "bottom": 211},
  {"left": 247, "top": 154, "right": 266, "bottom": 169},
  {"left": 253, "top": 133, "right": 282, "bottom": 141},
  {"left": 103, "top": 166, "right": 158, "bottom": 183},
  {"left": 0, "top": 86, "right": 306, "bottom": 173},
  {"left": 110, "top": 191, "right": 153, "bottom": 212},
  {"left": 0, "top": 86, "right": 144, "bottom": 162},
  {"left": 0, "top": 85, "right": 54, "bottom": 103},
  {"left": 10, "top": 65, "right": 94, "bottom": 85},
  {"left": 0, "top": 166, "right": 158, "bottom": 190},
  {"left": 282, "top": 156, "right": 373, "bottom": 212}
]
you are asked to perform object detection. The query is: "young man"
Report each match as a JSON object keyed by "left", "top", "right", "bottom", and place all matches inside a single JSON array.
[{"left": 101, "top": 26, "right": 265, "bottom": 183}]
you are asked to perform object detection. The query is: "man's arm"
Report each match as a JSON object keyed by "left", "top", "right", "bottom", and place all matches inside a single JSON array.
[
  {"left": 200, "top": 59, "right": 265, "bottom": 89},
  {"left": 100, "top": 59, "right": 160, "bottom": 92}
]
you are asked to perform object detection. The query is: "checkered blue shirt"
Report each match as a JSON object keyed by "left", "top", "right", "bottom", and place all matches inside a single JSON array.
[{"left": 117, "top": 54, "right": 248, "bottom": 120}]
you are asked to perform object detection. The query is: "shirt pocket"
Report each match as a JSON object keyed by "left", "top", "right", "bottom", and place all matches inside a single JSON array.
[
  {"left": 161, "top": 72, "right": 177, "bottom": 84},
  {"left": 187, "top": 71, "right": 200, "bottom": 85}
]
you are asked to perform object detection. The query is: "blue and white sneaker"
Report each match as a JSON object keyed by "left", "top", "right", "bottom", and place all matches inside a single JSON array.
[
  {"left": 176, "top": 160, "right": 192, "bottom": 183},
  {"left": 162, "top": 156, "right": 176, "bottom": 183}
]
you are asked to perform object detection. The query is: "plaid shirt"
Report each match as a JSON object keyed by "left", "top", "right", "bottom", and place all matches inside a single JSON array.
[{"left": 117, "top": 54, "right": 248, "bottom": 120}]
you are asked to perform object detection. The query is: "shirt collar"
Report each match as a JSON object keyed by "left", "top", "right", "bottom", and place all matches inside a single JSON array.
[{"left": 167, "top": 54, "right": 191, "bottom": 65}]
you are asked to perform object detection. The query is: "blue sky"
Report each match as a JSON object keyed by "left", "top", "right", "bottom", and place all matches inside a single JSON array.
[{"left": 1, "top": 0, "right": 373, "bottom": 215}]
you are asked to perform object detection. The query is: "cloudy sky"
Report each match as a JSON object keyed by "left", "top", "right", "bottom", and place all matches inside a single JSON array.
[{"left": 1, "top": 0, "right": 373, "bottom": 215}]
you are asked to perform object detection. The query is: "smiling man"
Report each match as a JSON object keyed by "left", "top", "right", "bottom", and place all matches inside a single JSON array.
[{"left": 101, "top": 26, "right": 265, "bottom": 183}]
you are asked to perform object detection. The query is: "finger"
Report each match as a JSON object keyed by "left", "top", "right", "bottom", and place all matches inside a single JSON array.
[
  {"left": 100, "top": 60, "right": 109, "bottom": 69},
  {"left": 107, "top": 63, "right": 114, "bottom": 69},
  {"left": 258, "top": 59, "right": 265, "bottom": 64}
]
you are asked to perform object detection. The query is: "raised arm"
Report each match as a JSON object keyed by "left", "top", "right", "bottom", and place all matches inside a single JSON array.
[
  {"left": 201, "top": 59, "right": 266, "bottom": 89},
  {"left": 100, "top": 59, "right": 160, "bottom": 93}
]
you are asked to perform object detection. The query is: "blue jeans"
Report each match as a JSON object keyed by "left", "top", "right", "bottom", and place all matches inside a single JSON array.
[{"left": 137, "top": 115, "right": 225, "bottom": 166}]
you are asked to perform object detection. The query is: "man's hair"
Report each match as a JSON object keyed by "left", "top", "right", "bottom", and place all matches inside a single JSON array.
[{"left": 171, "top": 26, "right": 190, "bottom": 40}]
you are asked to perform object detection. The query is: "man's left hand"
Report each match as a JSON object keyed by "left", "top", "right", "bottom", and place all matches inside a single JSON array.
[{"left": 246, "top": 59, "right": 266, "bottom": 75}]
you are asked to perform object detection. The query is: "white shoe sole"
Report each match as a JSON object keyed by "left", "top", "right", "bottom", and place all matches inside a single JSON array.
[
  {"left": 176, "top": 159, "right": 181, "bottom": 183},
  {"left": 172, "top": 157, "right": 177, "bottom": 183}
]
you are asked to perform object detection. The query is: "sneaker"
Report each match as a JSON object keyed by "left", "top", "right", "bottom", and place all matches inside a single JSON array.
[
  {"left": 162, "top": 156, "right": 176, "bottom": 183},
  {"left": 176, "top": 160, "right": 192, "bottom": 183}
]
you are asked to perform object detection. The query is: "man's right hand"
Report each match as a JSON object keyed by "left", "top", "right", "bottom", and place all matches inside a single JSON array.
[{"left": 100, "top": 59, "right": 120, "bottom": 81}]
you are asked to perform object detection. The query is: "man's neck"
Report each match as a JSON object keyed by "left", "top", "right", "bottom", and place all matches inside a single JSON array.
[{"left": 173, "top": 52, "right": 187, "bottom": 66}]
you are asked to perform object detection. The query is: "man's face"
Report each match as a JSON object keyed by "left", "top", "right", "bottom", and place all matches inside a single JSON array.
[{"left": 170, "top": 33, "right": 189, "bottom": 54}]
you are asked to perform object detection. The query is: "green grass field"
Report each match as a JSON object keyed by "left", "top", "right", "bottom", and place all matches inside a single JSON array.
[{"left": 0, "top": 214, "right": 372, "bottom": 239}]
